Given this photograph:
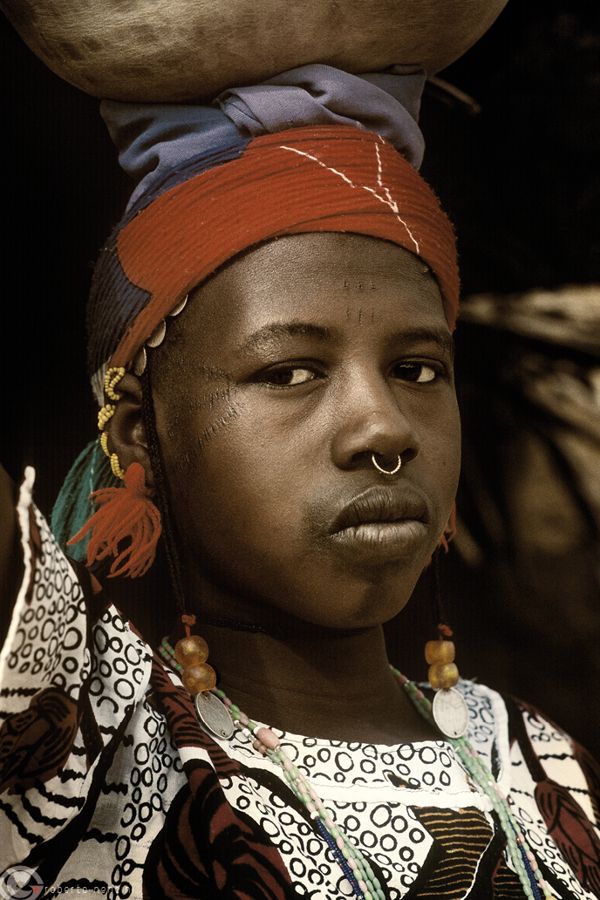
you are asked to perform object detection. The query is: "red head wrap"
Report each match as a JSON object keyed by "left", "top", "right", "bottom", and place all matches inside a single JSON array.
[{"left": 109, "top": 124, "right": 459, "bottom": 370}]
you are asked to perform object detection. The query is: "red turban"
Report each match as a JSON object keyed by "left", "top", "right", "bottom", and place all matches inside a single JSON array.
[{"left": 108, "top": 124, "right": 459, "bottom": 371}]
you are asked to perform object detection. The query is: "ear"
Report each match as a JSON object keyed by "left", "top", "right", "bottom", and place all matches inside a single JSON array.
[{"left": 106, "top": 373, "right": 155, "bottom": 488}]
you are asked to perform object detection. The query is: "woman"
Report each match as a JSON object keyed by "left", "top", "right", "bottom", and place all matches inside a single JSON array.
[{"left": 1, "top": 71, "right": 599, "bottom": 899}]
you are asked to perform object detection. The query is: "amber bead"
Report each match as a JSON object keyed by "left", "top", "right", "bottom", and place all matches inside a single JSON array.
[
  {"left": 182, "top": 662, "right": 217, "bottom": 695},
  {"left": 424, "top": 639, "right": 455, "bottom": 665},
  {"left": 174, "top": 635, "right": 209, "bottom": 666},
  {"left": 428, "top": 662, "right": 459, "bottom": 690}
]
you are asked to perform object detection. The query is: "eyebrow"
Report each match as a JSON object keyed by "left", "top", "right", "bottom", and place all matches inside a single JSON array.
[
  {"left": 237, "top": 322, "right": 454, "bottom": 358},
  {"left": 238, "top": 322, "right": 333, "bottom": 355},
  {"left": 391, "top": 327, "right": 455, "bottom": 358}
]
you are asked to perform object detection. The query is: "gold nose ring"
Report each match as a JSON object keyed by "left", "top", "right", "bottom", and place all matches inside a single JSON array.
[{"left": 371, "top": 453, "right": 402, "bottom": 476}]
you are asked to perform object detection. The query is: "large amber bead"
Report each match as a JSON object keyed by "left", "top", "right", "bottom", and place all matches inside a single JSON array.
[
  {"left": 424, "top": 640, "right": 455, "bottom": 665},
  {"left": 182, "top": 662, "right": 217, "bottom": 695},
  {"left": 175, "top": 635, "right": 209, "bottom": 666},
  {"left": 428, "top": 662, "right": 459, "bottom": 690}
]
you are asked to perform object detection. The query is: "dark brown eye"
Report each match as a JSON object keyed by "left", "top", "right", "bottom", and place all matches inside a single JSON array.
[
  {"left": 263, "top": 367, "right": 317, "bottom": 386},
  {"left": 393, "top": 363, "right": 438, "bottom": 384}
]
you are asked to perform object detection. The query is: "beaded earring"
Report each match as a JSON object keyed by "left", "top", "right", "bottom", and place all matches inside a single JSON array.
[
  {"left": 425, "top": 624, "right": 468, "bottom": 738},
  {"left": 425, "top": 545, "right": 469, "bottom": 739},
  {"left": 174, "top": 613, "right": 216, "bottom": 693},
  {"left": 163, "top": 614, "right": 234, "bottom": 740}
]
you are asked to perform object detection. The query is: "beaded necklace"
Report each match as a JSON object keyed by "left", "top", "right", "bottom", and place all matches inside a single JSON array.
[{"left": 159, "top": 639, "right": 552, "bottom": 900}]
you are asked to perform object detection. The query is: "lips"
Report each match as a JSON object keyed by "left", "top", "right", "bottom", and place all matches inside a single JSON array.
[
  {"left": 331, "top": 486, "right": 429, "bottom": 533},
  {"left": 329, "top": 486, "right": 430, "bottom": 561}
]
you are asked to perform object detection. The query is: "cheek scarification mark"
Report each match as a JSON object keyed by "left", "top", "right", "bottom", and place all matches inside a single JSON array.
[
  {"left": 161, "top": 354, "right": 241, "bottom": 460},
  {"left": 196, "top": 402, "right": 241, "bottom": 451},
  {"left": 192, "top": 363, "right": 232, "bottom": 380},
  {"left": 191, "top": 364, "right": 241, "bottom": 451},
  {"left": 189, "top": 386, "right": 234, "bottom": 411}
]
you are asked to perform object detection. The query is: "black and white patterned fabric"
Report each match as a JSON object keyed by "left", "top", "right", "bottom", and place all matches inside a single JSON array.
[{"left": 1, "top": 469, "right": 599, "bottom": 899}]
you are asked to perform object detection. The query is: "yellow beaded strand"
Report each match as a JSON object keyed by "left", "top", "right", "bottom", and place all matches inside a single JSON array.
[{"left": 97, "top": 366, "right": 127, "bottom": 481}]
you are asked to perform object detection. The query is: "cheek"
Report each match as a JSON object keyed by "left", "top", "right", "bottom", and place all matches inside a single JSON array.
[
  {"left": 439, "top": 409, "right": 462, "bottom": 525},
  {"left": 435, "top": 404, "right": 461, "bottom": 480},
  {"left": 160, "top": 395, "right": 304, "bottom": 549},
  {"left": 447, "top": 401, "right": 462, "bottom": 481},
  {"left": 417, "top": 395, "right": 461, "bottom": 510}
]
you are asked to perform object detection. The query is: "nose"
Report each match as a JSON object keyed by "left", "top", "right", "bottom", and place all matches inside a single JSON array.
[{"left": 330, "top": 368, "right": 420, "bottom": 472}]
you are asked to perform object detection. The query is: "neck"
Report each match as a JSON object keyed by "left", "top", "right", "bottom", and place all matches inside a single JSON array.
[{"left": 198, "top": 618, "right": 437, "bottom": 744}]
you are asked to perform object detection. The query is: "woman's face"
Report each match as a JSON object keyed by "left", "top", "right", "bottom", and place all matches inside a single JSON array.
[{"left": 153, "top": 233, "right": 461, "bottom": 629}]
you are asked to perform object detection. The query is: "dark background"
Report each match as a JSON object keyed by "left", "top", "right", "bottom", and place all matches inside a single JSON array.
[{"left": 2, "top": 2, "right": 599, "bottom": 751}]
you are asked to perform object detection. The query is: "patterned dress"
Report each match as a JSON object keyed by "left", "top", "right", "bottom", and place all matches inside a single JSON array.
[{"left": 1, "top": 469, "right": 599, "bottom": 899}]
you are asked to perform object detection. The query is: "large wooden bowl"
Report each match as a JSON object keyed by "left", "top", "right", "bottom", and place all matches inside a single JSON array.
[{"left": 2, "top": 0, "right": 508, "bottom": 102}]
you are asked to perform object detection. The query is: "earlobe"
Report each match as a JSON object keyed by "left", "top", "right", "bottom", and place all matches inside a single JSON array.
[{"left": 106, "top": 373, "right": 155, "bottom": 488}]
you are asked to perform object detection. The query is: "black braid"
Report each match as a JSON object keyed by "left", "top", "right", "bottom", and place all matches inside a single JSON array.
[
  {"left": 432, "top": 548, "right": 451, "bottom": 636},
  {"left": 141, "top": 359, "right": 188, "bottom": 619}
]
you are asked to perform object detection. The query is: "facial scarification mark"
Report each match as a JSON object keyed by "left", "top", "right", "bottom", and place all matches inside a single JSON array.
[
  {"left": 160, "top": 341, "right": 241, "bottom": 459},
  {"left": 181, "top": 363, "right": 242, "bottom": 453},
  {"left": 279, "top": 136, "right": 421, "bottom": 254},
  {"left": 191, "top": 363, "right": 233, "bottom": 382},
  {"left": 189, "top": 387, "right": 233, "bottom": 411},
  {"left": 196, "top": 402, "right": 240, "bottom": 451},
  {"left": 343, "top": 278, "right": 376, "bottom": 292},
  {"left": 343, "top": 305, "right": 377, "bottom": 325}
]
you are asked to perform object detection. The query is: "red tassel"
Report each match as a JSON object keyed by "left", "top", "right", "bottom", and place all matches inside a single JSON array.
[{"left": 68, "top": 462, "right": 162, "bottom": 578}]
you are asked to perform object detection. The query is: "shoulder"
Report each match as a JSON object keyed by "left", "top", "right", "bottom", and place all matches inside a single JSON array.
[
  {"left": 460, "top": 678, "right": 600, "bottom": 843},
  {"left": 505, "top": 692, "right": 600, "bottom": 825}
]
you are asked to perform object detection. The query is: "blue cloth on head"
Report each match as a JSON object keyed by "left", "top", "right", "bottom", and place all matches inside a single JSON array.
[
  {"left": 216, "top": 64, "right": 425, "bottom": 164},
  {"left": 101, "top": 104, "right": 246, "bottom": 211},
  {"left": 101, "top": 64, "right": 425, "bottom": 210}
]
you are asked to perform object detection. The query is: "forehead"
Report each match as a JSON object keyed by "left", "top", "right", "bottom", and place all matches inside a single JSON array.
[{"left": 183, "top": 233, "right": 449, "bottom": 346}]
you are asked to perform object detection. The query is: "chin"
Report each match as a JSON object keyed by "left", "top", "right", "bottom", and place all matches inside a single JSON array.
[{"left": 298, "top": 575, "right": 417, "bottom": 632}]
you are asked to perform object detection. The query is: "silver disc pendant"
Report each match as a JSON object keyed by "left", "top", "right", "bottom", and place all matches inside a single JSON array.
[
  {"left": 195, "top": 692, "right": 235, "bottom": 740},
  {"left": 432, "top": 688, "right": 469, "bottom": 739}
]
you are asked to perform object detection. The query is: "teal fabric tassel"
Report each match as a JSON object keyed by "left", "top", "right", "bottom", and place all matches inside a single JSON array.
[{"left": 51, "top": 439, "right": 118, "bottom": 560}]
